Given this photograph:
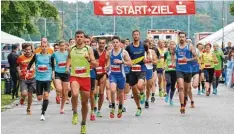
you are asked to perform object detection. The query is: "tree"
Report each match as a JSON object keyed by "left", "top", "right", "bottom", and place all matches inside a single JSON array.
[
  {"left": 1, "top": 1, "right": 59, "bottom": 37},
  {"left": 231, "top": 2, "right": 234, "bottom": 16}
]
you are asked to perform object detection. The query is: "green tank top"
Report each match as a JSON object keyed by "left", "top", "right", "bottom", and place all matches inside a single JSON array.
[
  {"left": 165, "top": 51, "right": 176, "bottom": 72},
  {"left": 70, "top": 45, "right": 90, "bottom": 77}
]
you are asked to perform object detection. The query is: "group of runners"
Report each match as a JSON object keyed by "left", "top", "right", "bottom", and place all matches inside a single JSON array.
[{"left": 15, "top": 30, "right": 228, "bottom": 134}]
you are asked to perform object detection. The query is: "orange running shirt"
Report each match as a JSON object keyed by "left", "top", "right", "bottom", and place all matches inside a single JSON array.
[
  {"left": 17, "top": 55, "right": 35, "bottom": 79},
  {"left": 34, "top": 47, "right": 54, "bottom": 54}
]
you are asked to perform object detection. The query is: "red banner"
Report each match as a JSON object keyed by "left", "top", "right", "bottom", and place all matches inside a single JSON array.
[{"left": 94, "top": 0, "right": 196, "bottom": 16}]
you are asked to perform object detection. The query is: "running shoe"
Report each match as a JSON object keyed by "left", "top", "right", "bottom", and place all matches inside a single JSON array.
[
  {"left": 117, "top": 108, "right": 122, "bottom": 118},
  {"left": 96, "top": 111, "right": 103, "bottom": 117},
  {"left": 90, "top": 112, "right": 96, "bottom": 121},
  {"left": 110, "top": 108, "right": 115, "bottom": 118},
  {"left": 191, "top": 101, "right": 195, "bottom": 108},
  {"left": 139, "top": 93, "right": 146, "bottom": 105},
  {"left": 80, "top": 125, "right": 87, "bottom": 134},
  {"left": 197, "top": 90, "right": 201, "bottom": 95},
  {"left": 202, "top": 88, "right": 205, "bottom": 94},
  {"left": 159, "top": 91, "right": 163, "bottom": 97},
  {"left": 40, "top": 114, "right": 45, "bottom": 121},
  {"left": 56, "top": 96, "right": 60, "bottom": 104},
  {"left": 180, "top": 107, "right": 185, "bottom": 114},
  {"left": 165, "top": 95, "right": 169, "bottom": 103},
  {"left": 20, "top": 98, "right": 25, "bottom": 105},
  {"left": 135, "top": 109, "right": 142, "bottom": 116},
  {"left": 169, "top": 100, "right": 174, "bottom": 106},
  {"left": 26, "top": 108, "right": 31, "bottom": 115},
  {"left": 72, "top": 113, "right": 78, "bottom": 125},
  {"left": 151, "top": 96, "right": 155, "bottom": 103},
  {"left": 145, "top": 101, "right": 149, "bottom": 109}
]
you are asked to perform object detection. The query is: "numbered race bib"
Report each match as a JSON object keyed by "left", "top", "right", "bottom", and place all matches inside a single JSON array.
[
  {"left": 178, "top": 58, "right": 187, "bottom": 65},
  {"left": 38, "top": 65, "right": 48, "bottom": 72},
  {"left": 111, "top": 65, "right": 121, "bottom": 72},
  {"left": 168, "top": 64, "right": 175, "bottom": 69},
  {"left": 58, "top": 61, "right": 66, "bottom": 68},
  {"left": 96, "top": 66, "right": 105, "bottom": 74},
  {"left": 75, "top": 67, "right": 87, "bottom": 75},
  {"left": 204, "top": 63, "right": 211, "bottom": 68},
  {"left": 131, "top": 65, "right": 141, "bottom": 72}
]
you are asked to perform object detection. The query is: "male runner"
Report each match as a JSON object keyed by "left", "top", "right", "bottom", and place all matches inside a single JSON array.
[
  {"left": 175, "top": 31, "right": 197, "bottom": 114},
  {"left": 66, "top": 30, "right": 96, "bottom": 134},
  {"left": 126, "top": 30, "right": 146, "bottom": 116},
  {"left": 17, "top": 43, "right": 36, "bottom": 114},
  {"left": 108, "top": 36, "right": 132, "bottom": 118}
]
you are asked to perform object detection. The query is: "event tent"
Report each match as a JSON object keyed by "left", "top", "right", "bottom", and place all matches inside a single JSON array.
[
  {"left": 198, "top": 22, "right": 234, "bottom": 47},
  {"left": 1, "top": 31, "right": 25, "bottom": 44}
]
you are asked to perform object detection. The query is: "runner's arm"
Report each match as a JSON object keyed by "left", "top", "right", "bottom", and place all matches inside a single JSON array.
[
  {"left": 123, "top": 50, "right": 132, "bottom": 67},
  {"left": 88, "top": 47, "right": 96, "bottom": 67},
  {"left": 51, "top": 56, "right": 55, "bottom": 71},
  {"left": 27, "top": 55, "right": 36, "bottom": 71},
  {"left": 16, "top": 58, "right": 21, "bottom": 76},
  {"left": 105, "top": 51, "right": 110, "bottom": 69},
  {"left": 66, "top": 50, "right": 71, "bottom": 72},
  {"left": 151, "top": 50, "right": 158, "bottom": 65},
  {"left": 188, "top": 44, "right": 198, "bottom": 62}
]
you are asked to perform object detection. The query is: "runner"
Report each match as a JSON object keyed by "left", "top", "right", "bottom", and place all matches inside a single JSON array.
[
  {"left": 66, "top": 30, "right": 96, "bottom": 133},
  {"left": 106, "top": 42, "right": 113, "bottom": 108},
  {"left": 125, "top": 30, "right": 146, "bottom": 116},
  {"left": 213, "top": 44, "right": 224, "bottom": 95},
  {"left": 84, "top": 35, "right": 99, "bottom": 121},
  {"left": 156, "top": 40, "right": 166, "bottom": 97},
  {"left": 144, "top": 39, "right": 157, "bottom": 108},
  {"left": 108, "top": 36, "right": 132, "bottom": 118},
  {"left": 175, "top": 31, "right": 197, "bottom": 114},
  {"left": 164, "top": 41, "right": 176, "bottom": 106},
  {"left": 196, "top": 43, "right": 205, "bottom": 95},
  {"left": 149, "top": 38, "right": 158, "bottom": 103},
  {"left": 54, "top": 43, "right": 59, "bottom": 52},
  {"left": 34, "top": 37, "right": 53, "bottom": 54},
  {"left": 52, "top": 40, "right": 69, "bottom": 114},
  {"left": 17, "top": 43, "right": 36, "bottom": 114},
  {"left": 95, "top": 38, "right": 109, "bottom": 117},
  {"left": 27, "top": 42, "right": 55, "bottom": 120},
  {"left": 201, "top": 43, "right": 218, "bottom": 96}
]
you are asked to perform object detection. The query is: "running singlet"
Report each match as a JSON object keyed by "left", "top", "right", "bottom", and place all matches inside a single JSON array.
[
  {"left": 17, "top": 55, "right": 35, "bottom": 79},
  {"left": 96, "top": 50, "right": 106, "bottom": 75},
  {"left": 126, "top": 42, "right": 146, "bottom": 72},
  {"left": 164, "top": 51, "right": 176, "bottom": 72},
  {"left": 202, "top": 52, "right": 215, "bottom": 69},
  {"left": 213, "top": 50, "right": 224, "bottom": 70},
  {"left": 157, "top": 48, "right": 165, "bottom": 69},
  {"left": 145, "top": 50, "right": 153, "bottom": 70},
  {"left": 70, "top": 46, "right": 90, "bottom": 77},
  {"left": 175, "top": 44, "right": 193, "bottom": 73},
  {"left": 110, "top": 49, "right": 125, "bottom": 77},
  {"left": 35, "top": 53, "right": 53, "bottom": 81},
  {"left": 52, "top": 51, "right": 68, "bottom": 73}
]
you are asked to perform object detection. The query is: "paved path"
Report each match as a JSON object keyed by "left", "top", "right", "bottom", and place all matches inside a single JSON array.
[{"left": 2, "top": 84, "right": 234, "bottom": 134}]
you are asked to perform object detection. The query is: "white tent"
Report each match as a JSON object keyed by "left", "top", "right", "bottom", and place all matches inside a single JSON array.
[
  {"left": 1, "top": 31, "right": 25, "bottom": 44},
  {"left": 198, "top": 22, "right": 234, "bottom": 47}
]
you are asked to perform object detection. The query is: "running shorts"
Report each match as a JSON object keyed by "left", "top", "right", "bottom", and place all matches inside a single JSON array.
[
  {"left": 70, "top": 76, "right": 91, "bottom": 91},
  {"left": 55, "top": 72, "right": 70, "bottom": 82},
  {"left": 20, "top": 78, "right": 36, "bottom": 93},
  {"left": 176, "top": 71, "right": 192, "bottom": 83},
  {"left": 36, "top": 80, "right": 51, "bottom": 95}
]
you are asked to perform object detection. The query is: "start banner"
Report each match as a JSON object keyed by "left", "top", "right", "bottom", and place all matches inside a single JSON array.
[{"left": 93, "top": 0, "right": 196, "bottom": 16}]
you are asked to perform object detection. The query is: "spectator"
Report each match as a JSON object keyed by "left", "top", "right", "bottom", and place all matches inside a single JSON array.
[
  {"left": 223, "top": 42, "right": 233, "bottom": 55},
  {"left": 7, "top": 44, "right": 19, "bottom": 99},
  {"left": 226, "top": 50, "right": 234, "bottom": 88}
]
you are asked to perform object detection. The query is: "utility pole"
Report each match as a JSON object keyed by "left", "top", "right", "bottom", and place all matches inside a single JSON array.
[{"left": 44, "top": 18, "right": 47, "bottom": 37}]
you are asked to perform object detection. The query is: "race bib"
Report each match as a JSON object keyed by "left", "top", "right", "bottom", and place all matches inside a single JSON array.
[
  {"left": 178, "top": 58, "right": 187, "bottom": 65},
  {"left": 111, "top": 65, "right": 121, "bottom": 72},
  {"left": 96, "top": 66, "right": 105, "bottom": 74},
  {"left": 168, "top": 64, "right": 175, "bottom": 69},
  {"left": 38, "top": 65, "right": 48, "bottom": 72},
  {"left": 205, "top": 64, "right": 211, "bottom": 68},
  {"left": 75, "top": 67, "right": 87, "bottom": 75},
  {"left": 131, "top": 65, "right": 141, "bottom": 72},
  {"left": 58, "top": 61, "right": 66, "bottom": 68}
]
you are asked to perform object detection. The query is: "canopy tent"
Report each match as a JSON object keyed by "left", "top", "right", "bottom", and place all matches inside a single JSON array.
[
  {"left": 1, "top": 31, "right": 25, "bottom": 44},
  {"left": 198, "top": 22, "right": 234, "bottom": 47}
]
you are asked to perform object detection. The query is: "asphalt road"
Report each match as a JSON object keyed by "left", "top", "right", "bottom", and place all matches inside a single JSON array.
[{"left": 1, "top": 84, "right": 234, "bottom": 134}]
